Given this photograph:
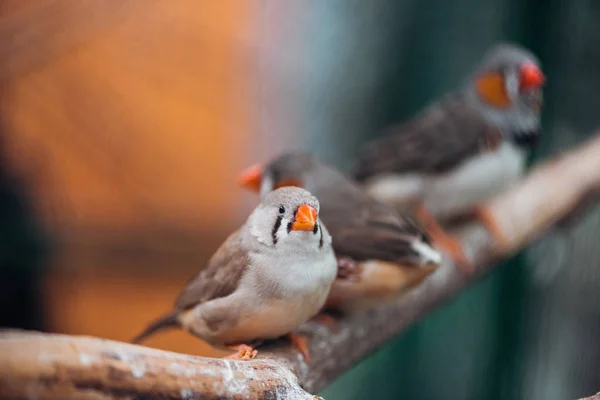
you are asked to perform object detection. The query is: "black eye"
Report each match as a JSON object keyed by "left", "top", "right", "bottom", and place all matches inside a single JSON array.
[{"left": 278, "top": 205, "right": 285, "bottom": 214}]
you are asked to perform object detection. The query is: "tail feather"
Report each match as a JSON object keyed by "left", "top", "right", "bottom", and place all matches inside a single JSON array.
[
  {"left": 411, "top": 239, "right": 442, "bottom": 266},
  {"left": 131, "top": 312, "right": 180, "bottom": 344}
]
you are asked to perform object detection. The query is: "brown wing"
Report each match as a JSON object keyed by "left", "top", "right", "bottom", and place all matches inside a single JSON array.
[
  {"left": 174, "top": 230, "right": 248, "bottom": 311},
  {"left": 354, "top": 93, "right": 502, "bottom": 181},
  {"left": 312, "top": 166, "right": 430, "bottom": 264}
]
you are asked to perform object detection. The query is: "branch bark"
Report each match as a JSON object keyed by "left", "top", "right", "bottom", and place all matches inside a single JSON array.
[
  {"left": 3, "top": 132, "right": 600, "bottom": 399},
  {"left": 579, "top": 393, "right": 600, "bottom": 400}
]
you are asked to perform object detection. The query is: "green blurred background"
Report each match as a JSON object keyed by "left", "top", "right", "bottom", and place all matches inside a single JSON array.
[{"left": 309, "top": 1, "right": 600, "bottom": 399}]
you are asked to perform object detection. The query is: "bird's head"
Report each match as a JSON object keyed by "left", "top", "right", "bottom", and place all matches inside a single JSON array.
[
  {"left": 468, "top": 43, "right": 545, "bottom": 144},
  {"left": 247, "top": 186, "right": 323, "bottom": 249},
  {"left": 472, "top": 43, "right": 544, "bottom": 111},
  {"left": 239, "top": 152, "right": 316, "bottom": 198}
]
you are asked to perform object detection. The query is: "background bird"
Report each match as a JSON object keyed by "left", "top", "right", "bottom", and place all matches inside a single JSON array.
[
  {"left": 131, "top": 187, "right": 337, "bottom": 362},
  {"left": 239, "top": 152, "right": 441, "bottom": 315},
  {"left": 353, "top": 43, "right": 545, "bottom": 270}
]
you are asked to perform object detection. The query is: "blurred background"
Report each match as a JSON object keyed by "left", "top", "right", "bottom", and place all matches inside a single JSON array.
[{"left": 1, "top": 1, "right": 599, "bottom": 399}]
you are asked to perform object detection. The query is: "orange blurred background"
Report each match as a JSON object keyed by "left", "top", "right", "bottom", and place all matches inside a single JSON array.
[{"left": 0, "top": 0, "right": 286, "bottom": 357}]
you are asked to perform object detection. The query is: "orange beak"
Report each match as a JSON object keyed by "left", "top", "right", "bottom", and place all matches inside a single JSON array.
[
  {"left": 291, "top": 204, "right": 317, "bottom": 232},
  {"left": 520, "top": 62, "right": 545, "bottom": 90},
  {"left": 239, "top": 164, "right": 263, "bottom": 192}
]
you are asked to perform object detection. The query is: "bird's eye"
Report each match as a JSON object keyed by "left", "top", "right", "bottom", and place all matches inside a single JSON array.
[{"left": 278, "top": 205, "right": 285, "bottom": 214}]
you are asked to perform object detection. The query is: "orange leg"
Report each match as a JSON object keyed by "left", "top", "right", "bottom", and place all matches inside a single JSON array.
[
  {"left": 285, "top": 333, "right": 310, "bottom": 363},
  {"left": 412, "top": 202, "right": 473, "bottom": 274},
  {"left": 473, "top": 205, "right": 509, "bottom": 249},
  {"left": 223, "top": 344, "right": 258, "bottom": 361}
]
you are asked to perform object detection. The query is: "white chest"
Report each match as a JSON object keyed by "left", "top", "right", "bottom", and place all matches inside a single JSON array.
[
  {"left": 364, "top": 142, "right": 527, "bottom": 219},
  {"left": 423, "top": 142, "right": 526, "bottom": 218},
  {"left": 246, "top": 244, "right": 337, "bottom": 300},
  {"left": 232, "top": 247, "right": 336, "bottom": 339}
]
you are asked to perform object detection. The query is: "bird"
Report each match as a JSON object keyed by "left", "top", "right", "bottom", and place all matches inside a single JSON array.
[
  {"left": 352, "top": 43, "right": 545, "bottom": 271},
  {"left": 131, "top": 187, "right": 337, "bottom": 362},
  {"left": 239, "top": 152, "right": 442, "bottom": 315}
]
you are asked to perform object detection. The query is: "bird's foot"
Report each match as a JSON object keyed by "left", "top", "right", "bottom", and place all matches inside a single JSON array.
[
  {"left": 224, "top": 344, "right": 258, "bottom": 361},
  {"left": 336, "top": 257, "right": 363, "bottom": 281},
  {"left": 473, "top": 205, "right": 509, "bottom": 249},
  {"left": 285, "top": 333, "right": 310, "bottom": 363},
  {"left": 412, "top": 202, "right": 473, "bottom": 274}
]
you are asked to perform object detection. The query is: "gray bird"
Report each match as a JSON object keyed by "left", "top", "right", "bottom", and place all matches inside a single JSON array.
[
  {"left": 240, "top": 152, "right": 441, "bottom": 314},
  {"left": 132, "top": 187, "right": 337, "bottom": 362},
  {"left": 353, "top": 43, "right": 545, "bottom": 269}
]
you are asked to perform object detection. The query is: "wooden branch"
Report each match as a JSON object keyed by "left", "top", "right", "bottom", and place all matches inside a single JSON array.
[
  {"left": 578, "top": 392, "right": 600, "bottom": 400},
  {"left": 0, "top": 330, "right": 314, "bottom": 400},
  {"left": 3, "top": 132, "right": 600, "bottom": 399}
]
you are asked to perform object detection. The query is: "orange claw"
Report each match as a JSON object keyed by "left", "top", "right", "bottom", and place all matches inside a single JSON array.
[
  {"left": 285, "top": 333, "right": 310, "bottom": 363},
  {"left": 473, "top": 205, "right": 508, "bottom": 249},
  {"left": 412, "top": 202, "right": 473, "bottom": 275},
  {"left": 224, "top": 344, "right": 258, "bottom": 361}
]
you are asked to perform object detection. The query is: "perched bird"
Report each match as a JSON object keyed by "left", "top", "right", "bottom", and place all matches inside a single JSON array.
[
  {"left": 353, "top": 43, "right": 545, "bottom": 270},
  {"left": 239, "top": 152, "right": 441, "bottom": 314},
  {"left": 132, "top": 187, "right": 337, "bottom": 362}
]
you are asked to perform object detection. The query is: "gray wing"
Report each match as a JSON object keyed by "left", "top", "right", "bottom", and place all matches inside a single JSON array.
[
  {"left": 319, "top": 182, "right": 429, "bottom": 264},
  {"left": 175, "top": 230, "right": 249, "bottom": 311},
  {"left": 310, "top": 166, "right": 430, "bottom": 264},
  {"left": 353, "top": 94, "right": 502, "bottom": 181}
]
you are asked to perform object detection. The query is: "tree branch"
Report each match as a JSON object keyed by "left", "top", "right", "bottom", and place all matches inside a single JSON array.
[
  {"left": 2, "top": 132, "right": 600, "bottom": 399},
  {"left": 579, "top": 392, "right": 600, "bottom": 400},
  {"left": 0, "top": 330, "right": 313, "bottom": 400}
]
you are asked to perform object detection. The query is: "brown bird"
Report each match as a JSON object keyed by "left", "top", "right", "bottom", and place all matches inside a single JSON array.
[
  {"left": 239, "top": 152, "right": 441, "bottom": 315},
  {"left": 132, "top": 187, "right": 337, "bottom": 362},
  {"left": 353, "top": 43, "right": 545, "bottom": 271}
]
